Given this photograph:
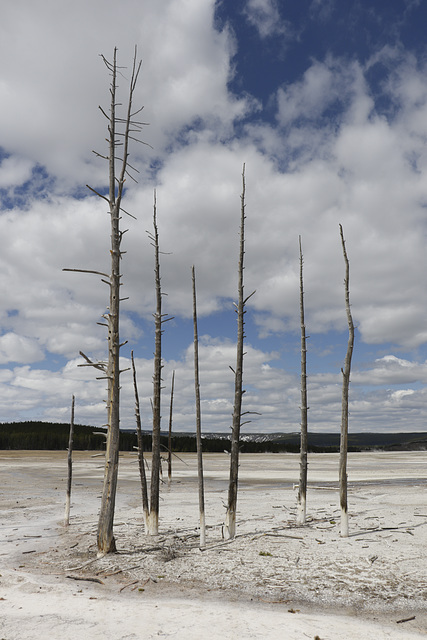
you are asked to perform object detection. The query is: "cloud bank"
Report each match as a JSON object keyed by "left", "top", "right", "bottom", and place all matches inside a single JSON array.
[{"left": 0, "top": 1, "right": 427, "bottom": 433}]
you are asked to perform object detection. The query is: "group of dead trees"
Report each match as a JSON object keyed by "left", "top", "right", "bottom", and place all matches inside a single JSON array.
[{"left": 65, "top": 49, "right": 355, "bottom": 554}]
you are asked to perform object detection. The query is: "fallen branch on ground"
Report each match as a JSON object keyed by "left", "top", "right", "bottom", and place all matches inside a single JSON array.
[
  {"left": 119, "top": 580, "right": 138, "bottom": 592},
  {"left": 396, "top": 616, "right": 416, "bottom": 624},
  {"left": 66, "top": 575, "right": 104, "bottom": 584}
]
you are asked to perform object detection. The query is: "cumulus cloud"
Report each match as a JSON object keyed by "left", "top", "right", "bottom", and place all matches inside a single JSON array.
[
  {"left": 354, "top": 355, "right": 427, "bottom": 386},
  {"left": 276, "top": 59, "right": 354, "bottom": 128},
  {"left": 0, "top": 0, "right": 250, "bottom": 189},
  {"left": 1, "top": 2, "right": 427, "bottom": 432},
  {"left": 0, "top": 333, "right": 44, "bottom": 364},
  {"left": 0, "top": 156, "right": 34, "bottom": 189}
]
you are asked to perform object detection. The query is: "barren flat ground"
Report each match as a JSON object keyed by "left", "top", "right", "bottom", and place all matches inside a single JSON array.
[{"left": 1, "top": 450, "right": 427, "bottom": 639}]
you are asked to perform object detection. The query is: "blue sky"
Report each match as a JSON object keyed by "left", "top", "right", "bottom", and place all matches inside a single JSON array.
[{"left": 1, "top": 0, "right": 427, "bottom": 433}]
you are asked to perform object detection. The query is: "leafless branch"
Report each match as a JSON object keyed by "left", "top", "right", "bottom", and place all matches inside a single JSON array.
[{"left": 63, "top": 267, "right": 110, "bottom": 279}]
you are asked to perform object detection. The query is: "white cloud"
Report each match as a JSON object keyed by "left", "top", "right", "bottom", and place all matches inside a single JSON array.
[
  {"left": 0, "top": 0, "right": 250, "bottom": 189},
  {"left": 1, "top": 341, "right": 427, "bottom": 434},
  {"left": 277, "top": 60, "right": 340, "bottom": 127},
  {"left": 0, "top": 333, "right": 44, "bottom": 364},
  {"left": 1, "top": 4, "right": 427, "bottom": 433},
  {"left": 0, "top": 156, "right": 34, "bottom": 188},
  {"left": 243, "top": 0, "right": 290, "bottom": 39},
  {"left": 390, "top": 388, "right": 415, "bottom": 402},
  {"left": 353, "top": 355, "right": 427, "bottom": 386}
]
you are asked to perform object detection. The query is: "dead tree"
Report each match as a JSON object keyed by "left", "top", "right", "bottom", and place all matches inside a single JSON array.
[
  {"left": 167, "top": 370, "right": 175, "bottom": 484},
  {"left": 339, "top": 224, "right": 354, "bottom": 538},
  {"left": 296, "top": 236, "right": 308, "bottom": 526},
  {"left": 64, "top": 48, "right": 146, "bottom": 554},
  {"left": 64, "top": 394, "right": 75, "bottom": 526},
  {"left": 225, "top": 165, "right": 255, "bottom": 540},
  {"left": 192, "top": 265, "right": 206, "bottom": 548},
  {"left": 131, "top": 351, "right": 149, "bottom": 531},
  {"left": 146, "top": 195, "right": 172, "bottom": 534}
]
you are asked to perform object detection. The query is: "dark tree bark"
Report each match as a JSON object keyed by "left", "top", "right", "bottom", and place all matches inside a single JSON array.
[
  {"left": 225, "top": 165, "right": 255, "bottom": 540},
  {"left": 339, "top": 224, "right": 355, "bottom": 538},
  {"left": 131, "top": 350, "right": 149, "bottom": 531},
  {"left": 192, "top": 265, "right": 206, "bottom": 547},
  {"left": 297, "top": 236, "right": 308, "bottom": 526},
  {"left": 64, "top": 394, "right": 75, "bottom": 527}
]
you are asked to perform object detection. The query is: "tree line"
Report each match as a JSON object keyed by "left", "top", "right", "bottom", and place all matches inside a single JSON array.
[{"left": 2, "top": 421, "right": 425, "bottom": 452}]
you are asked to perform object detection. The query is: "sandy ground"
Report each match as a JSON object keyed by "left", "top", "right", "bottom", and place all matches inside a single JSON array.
[{"left": 1, "top": 449, "right": 427, "bottom": 639}]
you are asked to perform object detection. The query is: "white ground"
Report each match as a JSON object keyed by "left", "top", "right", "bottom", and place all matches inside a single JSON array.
[{"left": 1, "top": 450, "right": 427, "bottom": 639}]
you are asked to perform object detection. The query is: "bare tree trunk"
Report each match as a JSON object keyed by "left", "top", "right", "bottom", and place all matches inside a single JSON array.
[
  {"left": 297, "top": 236, "right": 308, "bottom": 526},
  {"left": 148, "top": 194, "right": 163, "bottom": 535},
  {"left": 225, "top": 165, "right": 255, "bottom": 540},
  {"left": 339, "top": 224, "right": 354, "bottom": 538},
  {"left": 63, "top": 49, "right": 145, "bottom": 553},
  {"left": 131, "top": 351, "right": 149, "bottom": 532},
  {"left": 167, "top": 370, "right": 175, "bottom": 484},
  {"left": 96, "top": 49, "right": 143, "bottom": 555},
  {"left": 64, "top": 48, "right": 144, "bottom": 554},
  {"left": 192, "top": 265, "right": 206, "bottom": 548},
  {"left": 64, "top": 394, "right": 75, "bottom": 527}
]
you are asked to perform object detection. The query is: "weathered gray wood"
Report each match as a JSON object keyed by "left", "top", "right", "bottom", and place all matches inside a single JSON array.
[
  {"left": 192, "top": 265, "right": 206, "bottom": 548},
  {"left": 148, "top": 195, "right": 162, "bottom": 535},
  {"left": 64, "top": 394, "right": 75, "bottom": 527},
  {"left": 297, "top": 236, "right": 308, "bottom": 526},
  {"left": 339, "top": 224, "right": 354, "bottom": 538},
  {"left": 95, "top": 48, "right": 143, "bottom": 555},
  {"left": 225, "top": 165, "right": 255, "bottom": 540},
  {"left": 131, "top": 351, "right": 149, "bottom": 532}
]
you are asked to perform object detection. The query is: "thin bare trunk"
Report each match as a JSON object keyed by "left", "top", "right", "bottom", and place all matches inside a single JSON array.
[
  {"left": 339, "top": 224, "right": 354, "bottom": 538},
  {"left": 64, "top": 394, "right": 75, "bottom": 526},
  {"left": 167, "top": 371, "right": 175, "bottom": 484},
  {"left": 148, "top": 194, "right": 162, "bottom": 535},
  {"left": 192, "top": 265, "right": 206, "bottom": 548},
  {"left": 97, "top": 49, "right": 142, "bottom": 555},
  {"left": 131, "top": 351, "right": 149, "bottom": 532},
  {"left": 63, "top": 48, "right": 144, "bottom": 554},
  {"left": 225, "top": 165, "right": 255, "bottom": 540},
  {"left": 297, "top": 236, "right": 308, "bottom": 526}
]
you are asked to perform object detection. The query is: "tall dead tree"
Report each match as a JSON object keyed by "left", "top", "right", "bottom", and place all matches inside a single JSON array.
[
  {"left": 64, "top": 48, "right": 145, "bottom": 554},
  {"left": 296, "top": 236, "right": 308, "bottom": 526},
  {"left": 192, "top": 265, "right": 206, "bottom": 548},
  {"left": 339, "top": 224, "right": 354, "bottom": 538},
  {"left": 146, "top": 194, "right": 172, "bottom": 534},
  {"left": 64, "top": 394, "right": 75, "bottom": 527},
  {"left": 167, "top": 370, "right": 175, "bottom": 484},
  {"left": 225, "top": 165, "right": 255, "bottom": 540},
  {"left": 131, "top": 351, "right": 149, "bottom": 531}
]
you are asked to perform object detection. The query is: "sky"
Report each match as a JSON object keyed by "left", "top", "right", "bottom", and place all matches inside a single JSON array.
[{"left": 1, "top": 0, "right": 427, "bottom": 435}]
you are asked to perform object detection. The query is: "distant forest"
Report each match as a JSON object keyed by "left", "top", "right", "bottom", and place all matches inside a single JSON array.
[{"left": 1, "top": 421, "right": 427, "bottom": 453}]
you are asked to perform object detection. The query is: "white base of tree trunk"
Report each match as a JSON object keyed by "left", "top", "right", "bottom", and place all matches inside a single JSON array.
[
  {"left": 147, "top": 511, "right": 159, "bottom": 536},
  {"left": 142, "top": 510, "right": 149, "bottom": 535},
  {"left": 199, "top": 512, "right": 206, "bottom": 548},
  {"left": 224, "top": 509, "right": 236, "bottom": 540},
  {"left": 340, "top": 508, "right": 349, "bottom": 537},
  {"left": 296, "top": 496, "right": 306, "bottom": 526},
  {"left": 64, "top": 495, "right": 71, "bottom": 527}
]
